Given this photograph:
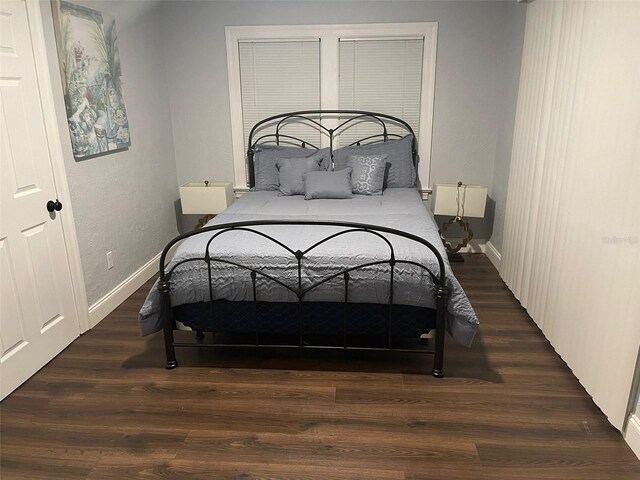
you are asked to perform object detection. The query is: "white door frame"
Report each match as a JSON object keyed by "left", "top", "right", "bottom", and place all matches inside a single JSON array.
[{"left": 25, "top": 0, "right": 90, "bottom": 333}]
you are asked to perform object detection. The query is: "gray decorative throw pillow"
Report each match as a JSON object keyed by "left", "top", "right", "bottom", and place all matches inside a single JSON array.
[
  {"left": 347, "top": 154, "right": 388, "bottom": 195},
  {"left": 253, "top": 145, "right": 330, "bottom": 191},
  {"left": 276, "top": 154, "right": 325, "bottom": 196},
  {"left": 334, "top": 134, "right": 416, "bottom": 188},
  {"left": 304, "top": 168, "right": 353, "bottom": 200}
]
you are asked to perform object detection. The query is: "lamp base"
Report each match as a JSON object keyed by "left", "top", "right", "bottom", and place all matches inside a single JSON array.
[
  {"left": 195, "top": 214, "right": 215, "bottom": 229},
  {"left": 438, "top": 216, "right": 474, "bottom": 261}
]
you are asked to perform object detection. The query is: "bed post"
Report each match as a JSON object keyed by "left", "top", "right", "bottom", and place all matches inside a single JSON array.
[
  {"left": 247, "top": 148, "right": 255, "bottom": 189},
  {"left": 432, "top": 285, "right": 448, "bottom": 378},
  {"left": 159, "top": 280, "right": 178, "bottom": 369}
]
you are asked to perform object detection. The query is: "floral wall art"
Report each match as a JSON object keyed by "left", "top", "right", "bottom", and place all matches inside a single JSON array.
[{"left": 53, "top": 1, "right": 131, "bottom": 159}]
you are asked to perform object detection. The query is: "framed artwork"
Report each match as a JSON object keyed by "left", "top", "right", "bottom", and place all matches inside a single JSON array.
[{"left": 52, "top": 1, "right": 131, "bottom": 159}]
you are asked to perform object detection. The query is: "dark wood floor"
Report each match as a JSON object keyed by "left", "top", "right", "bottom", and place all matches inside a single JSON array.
[{"left": 2, "top": 255, "right": 639, "bottom": 479}]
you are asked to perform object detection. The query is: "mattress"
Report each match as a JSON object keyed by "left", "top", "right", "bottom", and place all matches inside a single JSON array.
[{"left": 139, "top": 188, "right": 479, "bottom": 346}]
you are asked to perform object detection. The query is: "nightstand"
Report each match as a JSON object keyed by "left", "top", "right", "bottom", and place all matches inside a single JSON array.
[{"left": 179, "top": 181, "right": 234, "bottom": 229}]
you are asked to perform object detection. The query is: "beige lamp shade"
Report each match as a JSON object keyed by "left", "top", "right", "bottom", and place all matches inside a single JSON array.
[
  {"left": 432, "top": 183, "right": 487, "bottom": 218},
  {"left": 179, "top": 181, "right": 234, "bottom": 215}
]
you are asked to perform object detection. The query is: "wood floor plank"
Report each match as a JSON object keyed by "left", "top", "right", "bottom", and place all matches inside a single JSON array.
[
  {"left": 308, "top": 415, "right": 619, "bottom": 448},
  {"left": 477, "top": 442, "right": 640, "bottom": 480},
  {"left": 1, "top": 255, "right": 638, "bottom": 479},
  {"left": 177, "top": 429, "right": 479, "bottom": 470},
  {"left": 86, "top": 457, "right": 405, "bottom": 480}
]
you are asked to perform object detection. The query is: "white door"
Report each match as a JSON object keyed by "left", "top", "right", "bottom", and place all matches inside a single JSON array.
[{"left": 0, "top": 0, "right": 80, "bottom": 399}]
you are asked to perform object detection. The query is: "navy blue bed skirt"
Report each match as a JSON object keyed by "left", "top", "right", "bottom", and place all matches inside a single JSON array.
[{"left": 174, "top": 300, "right": 437, "bottom": 338}]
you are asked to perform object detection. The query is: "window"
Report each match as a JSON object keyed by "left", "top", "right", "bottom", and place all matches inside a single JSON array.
[
  {"left": 239, "top": 40, "right": 321, "bottom": 149},
  {"left": 226, "top": 23, "right": 438, "bottom": 197},
  {"left": 338, "top": 38, "right": 424, "bottom": 147}
]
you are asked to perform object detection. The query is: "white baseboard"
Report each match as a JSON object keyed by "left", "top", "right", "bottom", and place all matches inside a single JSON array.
[
  {"left": 625, "top": 414, "right": 640, "bottom": 460},
  {"left": 88, "top": 252, "right": 160, "bottom": 328},
  {"left": 485, "top": 241, "right": 502, "bottom": 271}
]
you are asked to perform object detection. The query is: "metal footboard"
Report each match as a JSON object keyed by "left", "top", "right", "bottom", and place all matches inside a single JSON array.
[{"left": 158, "top": 220, "right": 449, "bottom": 378}]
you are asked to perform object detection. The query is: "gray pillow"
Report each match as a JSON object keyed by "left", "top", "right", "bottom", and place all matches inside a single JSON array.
[
  {"left": 304, "top": 168, "right": 353, "bottom": 200},
  {"left": 334, "top": 134, "right": 416, "bottom": 188},
  {"left": 348, "top": 154, "right": 388, "bottom": 195},
  {"left": 276, "top": 154, "right": 325, "bottom": 196},
  {"left": 253, "top": 145, "right": 330, "bottom": 191}
]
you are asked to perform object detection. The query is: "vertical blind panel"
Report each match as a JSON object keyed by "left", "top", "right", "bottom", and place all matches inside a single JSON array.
[
  {"left": 239, "top": 41, "right": 321, "bottom": 149},
  {"left": 501, "top": 0, "right": 640, "bottom": 430},
  {"left": 338, "top": 39, "right": 423, "bottom": 146}
]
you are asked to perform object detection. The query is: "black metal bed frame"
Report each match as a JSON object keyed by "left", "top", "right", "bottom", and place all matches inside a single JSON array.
[
  {"left": 160, "top": 110, "right": 450, "bottom": 377},
  {"left": 247, "top": 109, "right": 419, "bottom": 187}
]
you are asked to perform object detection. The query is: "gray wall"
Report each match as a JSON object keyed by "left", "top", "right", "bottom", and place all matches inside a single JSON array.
[
  {"left": 41, "top": 1, "right": 179, "bottom": 305},
  {"left": 160, "top": 0, "right": 526, "bottom": 246},
  {"left": 40, "top": 0, "right": 525, "bottom": 307}
]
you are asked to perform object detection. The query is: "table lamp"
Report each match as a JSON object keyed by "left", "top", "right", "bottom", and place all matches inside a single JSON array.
[
  {"left": 179, "top": 180, "right": 234, "bottom": 229},
  {"left": 432, "top": 182, "right": 487, "bottom": 262}
]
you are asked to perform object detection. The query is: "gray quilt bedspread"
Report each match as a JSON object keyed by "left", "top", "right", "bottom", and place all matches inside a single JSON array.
[{"left": 139, "top": 188, "right": 479, "bottom": 346}]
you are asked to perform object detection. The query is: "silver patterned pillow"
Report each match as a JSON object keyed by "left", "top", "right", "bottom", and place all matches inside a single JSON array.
[
  {"left": 334, "top": 134, "right": 415, "bottom": 188},
  {"left": 347, "top": 154, "right": 388, "bottom": 195}
]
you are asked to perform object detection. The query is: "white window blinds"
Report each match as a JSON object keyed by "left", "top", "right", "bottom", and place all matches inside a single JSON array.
[
  {"left": 239, "top": 40, "right": 321, "bottom": 149},
  {"left": 338, "top": 39, "right": 424, "bottom": 146}
]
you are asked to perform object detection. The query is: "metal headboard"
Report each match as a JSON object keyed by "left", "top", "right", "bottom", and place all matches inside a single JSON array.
[{"left": 246, "top": 110, "right": 418, "bottom": 188}]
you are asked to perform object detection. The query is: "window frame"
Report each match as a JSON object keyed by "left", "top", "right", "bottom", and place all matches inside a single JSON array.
[{"left": 225, "top": 23, "right": 438, "bottom": 198}]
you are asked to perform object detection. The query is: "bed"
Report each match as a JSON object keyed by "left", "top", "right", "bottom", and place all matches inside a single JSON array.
[{"left": 140, "top": 110, "right": 479, "bottom": 377}]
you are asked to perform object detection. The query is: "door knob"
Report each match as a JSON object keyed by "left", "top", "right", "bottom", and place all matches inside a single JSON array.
[{"left": 46, "top": 199, "right": 63, "bottom": 212}]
